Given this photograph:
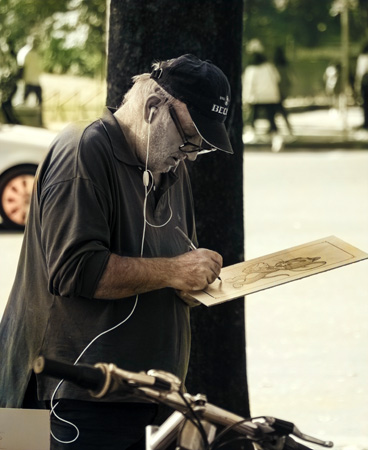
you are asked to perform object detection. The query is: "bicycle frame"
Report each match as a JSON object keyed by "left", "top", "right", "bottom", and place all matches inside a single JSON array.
[
  {"left": 34, "top": 357, "right": 334, "bottom": 450},
  {"left": 146, "top": 411, "right": 216, "bottom": 450}
]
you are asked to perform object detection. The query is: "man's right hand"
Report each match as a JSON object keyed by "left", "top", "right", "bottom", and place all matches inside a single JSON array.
[{"left": 168, "top": 249, "right": 223, "bottom": 291}]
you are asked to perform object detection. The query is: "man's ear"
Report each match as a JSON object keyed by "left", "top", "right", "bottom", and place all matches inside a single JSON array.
[{"left": 144, "top": 95, "right": 162, "bottom": 124}]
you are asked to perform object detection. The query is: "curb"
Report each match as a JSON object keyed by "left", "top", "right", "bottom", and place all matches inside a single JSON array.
[{"left": 244, "top": 137, "right": 368, "bottom": 151}]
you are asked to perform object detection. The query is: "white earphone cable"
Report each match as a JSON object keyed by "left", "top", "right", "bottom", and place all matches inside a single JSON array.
[{"left": 50, "top": 107, "right": 171, "bottom": 444}]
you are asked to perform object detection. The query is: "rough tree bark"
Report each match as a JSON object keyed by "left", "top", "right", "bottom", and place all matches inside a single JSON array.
[{"left": 106, "top": 0, "right": 249, "bottom": 421}]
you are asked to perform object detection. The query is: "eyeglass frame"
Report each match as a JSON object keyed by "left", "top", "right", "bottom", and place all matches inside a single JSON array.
[{"left": 168, "top": 105, "right": 216, "bottom": 155}]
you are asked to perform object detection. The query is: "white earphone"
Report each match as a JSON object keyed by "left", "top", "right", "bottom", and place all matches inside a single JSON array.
[
  {"left": 143, "top": 170, "right": 150, "bottom": 187},
  {"left": 144, "top": 106, "right": 157, "bottom": 186},
  {"left": 148, "top": 106, "right": 157, "bottom": 123},
  {"left": 51, "top": 102, "right": 166, "bottom": 445},
  {"left": 50, "top": 99, "right": 173, "bottom": 444}
]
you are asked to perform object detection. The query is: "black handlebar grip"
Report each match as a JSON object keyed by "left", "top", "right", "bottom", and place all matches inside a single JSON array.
[
  {"left": 34, "top": 356, "right": 105, "bottom": 391},
  {"left": 272, "top": 418, "right": 295, "bottom": 435},
  {"left": 284, "top": 436, "right": 313, "bottom": 450}
]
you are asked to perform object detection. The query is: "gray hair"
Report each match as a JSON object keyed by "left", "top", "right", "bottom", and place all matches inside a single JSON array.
[{"left": 122, "top": 73, "right": 176, "bottom": 108}]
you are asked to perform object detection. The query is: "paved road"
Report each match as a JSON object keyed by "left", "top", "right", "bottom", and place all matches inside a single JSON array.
[
  {"left": 1, "top": 149, "right": 367, "bottom": 449},
  {"left": 243, "top": 150, "right": 368, "bottom": 450}
]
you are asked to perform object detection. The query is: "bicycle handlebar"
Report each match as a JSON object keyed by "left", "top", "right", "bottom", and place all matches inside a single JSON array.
[
  {"left": 34, "top": 356, "right": 173, "bottom": 395},
  {"left": 34, "top": 355, "right": 105, "bottom": 391},
  {"left": 34, "top": 356, "right": 333, "bottom": 450}
]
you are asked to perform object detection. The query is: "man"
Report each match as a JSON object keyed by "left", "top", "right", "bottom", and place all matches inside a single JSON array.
[
  {"left": 0, "top": 54, "right": 233, "bottom": 449},
  {"left": 17, "top": 35, "right": 43, "bottom": 126}
]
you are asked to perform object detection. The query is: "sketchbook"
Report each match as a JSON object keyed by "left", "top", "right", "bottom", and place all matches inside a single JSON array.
[{"left": 188, "top": 236, "right": 368, "bottom": 307}]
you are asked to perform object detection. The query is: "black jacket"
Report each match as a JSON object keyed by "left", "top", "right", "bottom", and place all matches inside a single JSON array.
[{"left": 0, "top": 108, "right": 196, "bottom": 407}]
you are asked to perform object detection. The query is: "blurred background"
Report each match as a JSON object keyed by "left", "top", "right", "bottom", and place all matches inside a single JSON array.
[
  {"left": 0, "top": 0, "right": 107, "bottom": 129},
  {"left": 0, "top": 0, "right": 368, "bottom": 129},
  {"left": 243, "top": 0, "right": 367, "bottom": 102}
]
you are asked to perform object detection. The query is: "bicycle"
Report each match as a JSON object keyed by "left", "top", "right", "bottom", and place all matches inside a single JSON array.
[{"left": 34, "top": 356, "right": 334, "bottom": 450}]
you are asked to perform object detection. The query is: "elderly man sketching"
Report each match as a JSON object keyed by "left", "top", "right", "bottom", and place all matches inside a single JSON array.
[{"left": 0, "top": 54, "right": 233, "bottom": 449}]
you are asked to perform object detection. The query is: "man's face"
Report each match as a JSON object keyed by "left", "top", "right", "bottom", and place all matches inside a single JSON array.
[{"left": 146, "top": 102, "right": 201, "bottom": 173}]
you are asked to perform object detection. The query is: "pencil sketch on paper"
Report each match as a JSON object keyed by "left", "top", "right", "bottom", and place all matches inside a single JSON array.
[
  {"left": 187, "top": 236, "right": 368, "bottom": 307},
  {"left": 225, "top": 256, "right": 327, "bottom": 288}
]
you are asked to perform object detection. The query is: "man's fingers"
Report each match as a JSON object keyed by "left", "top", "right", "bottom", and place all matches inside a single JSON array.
[{"left": 170, "top": 248, "right": 223, "bottom": 291}]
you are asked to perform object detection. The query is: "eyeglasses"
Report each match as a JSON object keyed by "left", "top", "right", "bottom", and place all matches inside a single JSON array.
[{"left": 168, "top": 105, "right": 216, "bottom": 155}]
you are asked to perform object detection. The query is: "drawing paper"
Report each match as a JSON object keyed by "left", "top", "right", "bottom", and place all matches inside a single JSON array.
[{"left": 188, "top": 236, "right": 368, "bottom": 307}]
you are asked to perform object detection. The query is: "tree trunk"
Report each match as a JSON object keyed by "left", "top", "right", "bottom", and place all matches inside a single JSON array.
[{"left": 107, "top": 0, "right": 248, "bottom": 421}]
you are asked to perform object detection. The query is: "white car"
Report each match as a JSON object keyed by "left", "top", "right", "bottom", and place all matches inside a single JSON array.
[{"left": 0, "top": 124, "right": 57, "bottom": 230}]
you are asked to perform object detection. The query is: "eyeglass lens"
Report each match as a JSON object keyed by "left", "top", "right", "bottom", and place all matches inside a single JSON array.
[{"left": 168, "top": 106, "right": 203, "bottom": 153}]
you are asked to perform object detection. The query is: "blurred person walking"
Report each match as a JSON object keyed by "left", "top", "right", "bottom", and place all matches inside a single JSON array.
[
  {"left": 17, "top": 36, "right": 43, "bottom": 126},
  {"left": 355, "top": 42, "right": 368, "bottom": 130},
  {"left": 273, "top": 46, "right": 293, "bottom": 134},
  {"left": 323, "top": 61, "right": 342, "bottom": 111},
  {"left": 17, "top": 36, "right": 43, "bottom": 106},
  {"left": 242, "top": 40, "right": 284, "bottom": 150}
]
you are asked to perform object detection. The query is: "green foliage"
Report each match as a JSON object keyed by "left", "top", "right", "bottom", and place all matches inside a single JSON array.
[
  {"left": 242, "top": 0, "right": 368, "bottom": 97},
  {"left": 0, "top": 0, "right": 106, "bottom": 77},
  {"left": 0, "top": 0, "right": 69, "bottom": 50},
  {"left": 1, "top": 0, "right": 367, "bottom": 79},
  {"left": 244, "top": 0, "right": 367, "bottom": 57}
]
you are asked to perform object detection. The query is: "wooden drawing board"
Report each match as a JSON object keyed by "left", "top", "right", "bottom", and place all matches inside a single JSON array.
[{"left": 188, "top": 236, "right": 368, "bottom": 307}]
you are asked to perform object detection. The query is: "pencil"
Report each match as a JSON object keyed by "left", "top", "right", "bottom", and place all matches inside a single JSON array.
[
  {"left": 175, "top": 226, "right": 197, "bottom": 250},
  {"left": 175, "top": 226, "right": 222, "bottom": 281}
]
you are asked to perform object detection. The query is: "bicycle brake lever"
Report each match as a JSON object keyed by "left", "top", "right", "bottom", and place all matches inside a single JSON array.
[{"left": 264, "top": 418, "right": 333, "bottom": 448}]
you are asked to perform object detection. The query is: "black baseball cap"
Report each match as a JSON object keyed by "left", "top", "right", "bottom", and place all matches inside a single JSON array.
[{"left": 150, "top": 54, "right": 233, "bottom": 154}]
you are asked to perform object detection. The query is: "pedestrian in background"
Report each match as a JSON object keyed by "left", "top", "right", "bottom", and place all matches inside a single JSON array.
[
  {"left": 323, "top": 61, "right": 342, "bottom": 111},
  {"left": 273, "top": 46, "right": 293, "bottom": 134},
  {"left": 242, "top": 49, "right": 280, "bottom": 134},
  {"left": 242, "top": 40, "right": 283, "bottom": 150},
  {"left": 17, "top": 36, "right": 43, "bottom": 107},
  {"left": 355, "top": 42, "right": 368, "bottom": 130},
  {"left": 17, "top": 35, "right": 43, "bottom": 126}
]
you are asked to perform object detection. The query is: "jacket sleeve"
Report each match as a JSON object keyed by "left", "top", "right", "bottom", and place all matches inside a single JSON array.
[{"left": 38, "top": 123, "right": 114, "bottom": 299}]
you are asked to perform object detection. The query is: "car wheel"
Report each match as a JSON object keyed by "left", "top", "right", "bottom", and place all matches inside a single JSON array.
[{"left": 0, "top": 164, "right": 37, "bottom": 231}]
